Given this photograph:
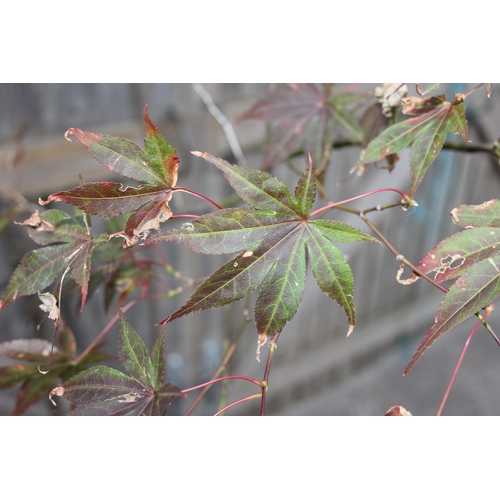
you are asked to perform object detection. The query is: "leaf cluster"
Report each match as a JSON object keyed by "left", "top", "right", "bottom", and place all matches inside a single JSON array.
[
  {"left": 0, "top": 323, "right": 111, "bottom": 415},
  {"left": 0, "top": 83, "right": 497, "bottom": 416},
  {"left": 355, "top": 93, "right": 469, "bottom": 196},
  {"left": 0, "top": 209, "right": 107, "bottom": 312},
  {"left": 405, "top": 199, "right": 500, "bottom": 373},
  {"left": 40, "top": 107, "right": 179, "bottom": 249},
  {"left": 50, "top": 315, "right": 185, "bottom": 415}
]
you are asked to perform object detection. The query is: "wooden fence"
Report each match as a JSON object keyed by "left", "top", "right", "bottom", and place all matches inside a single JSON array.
[{"left": 1, "top": 83, "right": 499, "bottom": 415}]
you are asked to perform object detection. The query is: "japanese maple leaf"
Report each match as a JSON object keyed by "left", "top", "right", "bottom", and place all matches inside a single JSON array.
[
  {"left": 0, "top": 322, "right": 112, "bottom": 415},
  {"left": 355, "top": 93, "right": 468, "bottom": 197},
  {"left": 404, "top": 199, "right": 500, "bottom": 374},
  {"left": 40, "top": 106, "right": 179, "bottom": 248},
  {"left": 148, "top": 153, "right": 378, "bottom": 347},
  {"left": 238, "top": 83, "right": 363, "bottom": 171},
  {"left": 49, "top": 314, "right": 185, "bottom": 415},
  {"left": 0, "top": 209, "right": 107, "bottom": 311}
]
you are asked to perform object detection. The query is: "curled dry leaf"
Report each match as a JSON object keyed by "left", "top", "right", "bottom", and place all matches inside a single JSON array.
[
  {"left": 401, "top": 95, "right": 446, "bottom": 115},
  {"left": 15, "top": 210, "right": 54, "bottom": 231},
  {"left": 38, "top": 291, "right": 60, "bottom": 322},
  {"left": 385, "top": 405, "right": 412, "bottom": 416},
  {"left": 49, "top": 386, "right": 64, "bottom": 406},
  {"left": 396, "top": 263, "right": 420, "bottom": 285}
]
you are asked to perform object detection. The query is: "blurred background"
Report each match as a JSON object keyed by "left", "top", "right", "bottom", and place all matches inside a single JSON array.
[{"left": 1, "top": 83, "right": 500, "bottom": 416}]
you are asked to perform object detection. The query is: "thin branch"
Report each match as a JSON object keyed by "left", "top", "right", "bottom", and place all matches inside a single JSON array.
[
  {"left": 0, "top": 184, "right": 41, "bottom": 214},
  {"left": 181, "top": 375, "right": 265, "bottom": 394},
  {"left": 173, "top": 186, "right": 223, "bottom": 210},
  {"left": 192, "top": 83, "right": 247, "bottom": 166},
  {"left": 360, "top": 213, "right": 500, "bottom": 347},
  {"left": 288, "top": 138, "right": 500, "bottom": 163},
  {"left": 213, "top": 393, "right": 261, "bottom": 416},
  {"left": 184, "top": 306, "right": 250, "bottom": 416},
  {"left": 436, "top": 305, "right": 493, "bottom": 416},
  {"left": 74, "top": 287, "right": 201, "bottom": 364},
  {"left": 362, "top": 201, "right": 406, "bottom": 214},
  {"left": 464, "top": 83, "right": 485, "bottom": 99},
  {"left": 260, "top": 341, "right": 277, "bottom": 416},
  {"left": 309, "top": 188, "right": 414, "bottom": 219}
]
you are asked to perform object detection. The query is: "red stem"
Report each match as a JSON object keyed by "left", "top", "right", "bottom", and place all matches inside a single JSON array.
[
  {"left": 213, "top": 393, "right": 261, "bottom": 416},
  {"left": 152, "top": 244, "right": 168, "bottom": 268},
  {"left": 173, "top": 186, "right": 223, "bottom": 210},
  {"left": 181, "top": 375, "right": 265, "bottom": 394},
  {"left": 74, "top": 294, "right": 168, "bottom": 364},
  {"left": 436, "top": 305, "right": 494, "bottom": 416}
]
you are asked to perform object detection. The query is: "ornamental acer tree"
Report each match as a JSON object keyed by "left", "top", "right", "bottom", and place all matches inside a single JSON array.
[{"left": 1, "top": 83, "right": 498, "bottom": 416}]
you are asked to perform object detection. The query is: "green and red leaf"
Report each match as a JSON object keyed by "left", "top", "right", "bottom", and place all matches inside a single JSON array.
[
  {"left": 450, "top": 199, "right": 500, "bottom": 228},
  {"left": 416, "top": 228, "right": 500, "bottom": 283},
  {"left": 150, "top": 153, "right": 377, "bottom": 344},
  {"left": 57, "top": 366, "right": 158, "bottom": 416},
  {"left": 49, "top": 314, "right": 184, "bottom": 415},
  {"left": 405, "top": 254, "right": 500, "bottom": 375},
  {"left": 406, "top": 199, "right": 500, "bottom": 373},
  {"left": 40, "top": 107, "right": 179, "bottom": 248},
  {"left": 0, "top": 323, "right": 112, "bottom": 414},
  {"left": 0, "top": 210, "right": 107, "bottom": 311},
  {"left": 356, "top": 94, "right": 468, "bottom": 196}
]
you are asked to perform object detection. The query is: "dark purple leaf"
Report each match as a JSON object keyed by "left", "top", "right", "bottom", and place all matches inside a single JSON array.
[{"left": 238, "top": 84, "right": 363, "bottom": 170}]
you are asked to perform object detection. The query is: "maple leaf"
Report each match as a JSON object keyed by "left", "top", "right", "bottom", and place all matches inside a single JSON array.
[
  {"left": 416, "top": 84, "right": 441, "bottom": 95},
  {"left": 355, "top": 94, "right": 469, "bottom": 197},
  {"left": 0, "top": 209, "right": 107, "bottom": 311},
  {"left": 404, "top": 199, "right": 500, "bottom": 374},
  {"left": 356, "top": 90, "right": 403, "bottom": 174},
  {"left": 148, "top": 153, "right": 378, "bottom": 346},
  {"left": 238, "top": 83, "right": 363, "bottom": 171},
  {"left": 39, "top": 107, "right": 179, "bottom": 248},
  {"left": 0, "top": 322, "right": 111, "bottom": 415},
  {"left": 49, "top": 314, "right": 185, "bottom": 415}
]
